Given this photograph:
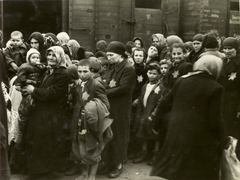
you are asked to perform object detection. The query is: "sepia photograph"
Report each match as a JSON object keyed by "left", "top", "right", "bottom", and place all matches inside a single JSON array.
[{"left": 0, "top": 0, "right": 240, "bottom": 179}]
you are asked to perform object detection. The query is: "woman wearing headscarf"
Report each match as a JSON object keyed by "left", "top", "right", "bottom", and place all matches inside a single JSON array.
[
  {"left": 218, "top": 37, "right": 240, "bottom": 159},
  {"left": 151, "top": 55, "right": 226, "bottom": 180},
  {"left": 67, "top": 39, "right": 80, "bottom": 60},
  {"left": 24, "top": 46, "right": 70, "bottom": 179},
  {"left": 28, "top": 32, "right": 47, "bottom": 64}
]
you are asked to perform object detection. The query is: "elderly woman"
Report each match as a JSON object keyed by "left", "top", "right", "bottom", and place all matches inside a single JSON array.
[
  {"left": 151, "top": 55, "right": 226, "bottom": 180},
  {"left": 24, "top": 46, "right": 70, "bottom": 179}
]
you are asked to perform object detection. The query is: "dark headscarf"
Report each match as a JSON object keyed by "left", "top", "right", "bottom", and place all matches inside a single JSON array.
[{"left": 28, "top": 32, "right": 44, "bottom": 51}]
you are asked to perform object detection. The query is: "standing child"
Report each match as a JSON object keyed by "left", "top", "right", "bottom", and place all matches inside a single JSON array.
[
  {"left": 3, "top": 31, "right": 30, "bottom": 79},
  {"left": 133, "top": 63, "right": 165, "bottom": 165},
  {"left": 128, "top": 47, "right": 148, "bottom": 159},
  {"left": 72, "top": 59, "right": 112, "bottom": 180}
]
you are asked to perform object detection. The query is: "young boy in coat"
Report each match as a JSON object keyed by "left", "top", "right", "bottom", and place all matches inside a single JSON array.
[
  {"left": 71, "top": 59, "right": 111, "bottom": 180},
  {"left": 3, "top": 31, "right": 30, "bottom": 79},
  {"left": 133, "top": 63, "right": 166, "bottom": 165}
]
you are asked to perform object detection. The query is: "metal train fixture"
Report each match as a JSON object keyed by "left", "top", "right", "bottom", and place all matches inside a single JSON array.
[{"left": 1, "top": 0, "right": 240, "bottom": 50}]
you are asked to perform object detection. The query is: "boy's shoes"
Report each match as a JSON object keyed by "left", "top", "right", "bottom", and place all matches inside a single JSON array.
[
  {"left": 132, "top": 150, "right": 148, "bottom": 164},
  {"left": 64, "top": 163, "right": 81, "bottom": 176},
  {"left": 108, "top": 164, "right": 123, "bottom": 178}
]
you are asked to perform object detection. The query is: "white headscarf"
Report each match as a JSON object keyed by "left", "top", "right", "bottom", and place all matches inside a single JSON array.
[{"left": 193, "top": 55, "right": 223, "bottom": 80}]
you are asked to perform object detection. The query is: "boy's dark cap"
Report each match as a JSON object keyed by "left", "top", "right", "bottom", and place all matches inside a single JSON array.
[{"left": 67, "top": 64, "right": 79, "bottom": 80}]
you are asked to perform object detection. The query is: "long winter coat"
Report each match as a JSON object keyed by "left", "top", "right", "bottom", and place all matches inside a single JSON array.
[
  {"left": 218, "top": 55, "right": 240, "bottom": 157},
  {"left": 135, "top": 81, "right": 165, "bottom": 140},
  {"left": 25, "top": 67, "right": 70, "bottom": 175},
  {"left": 105, "top": 59, "right": 136, "bottom": 164},
  {"left": 151, "top": 72, "right": 225, "bottom": 180}
]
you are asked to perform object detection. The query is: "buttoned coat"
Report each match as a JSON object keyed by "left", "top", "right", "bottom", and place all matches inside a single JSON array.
[
  {"left": 135, "top": 81, "right": 165, "bottom": 140},
  {"left": 105, "top": 59, "right": 136, "bottom": 163}
]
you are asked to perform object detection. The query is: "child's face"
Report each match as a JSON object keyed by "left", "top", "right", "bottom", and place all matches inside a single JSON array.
[
  {"left": 134, "top": 40, "right": 141, "bottom": 48},
  {"left": 172, "top": 47, "right": 185, "bottom": 63},
  {"left": 11, "top": 35, "right": 23, "bottom": 48},
  {"left": 160, "top": 64, "right": 168, "bottom": 75},
  {"left": 30, "top": 38, "right": 40, "bottom": 50},
  {"left": 78, "top": 65, "right": 92, "bottom": 82},
  {"left": 193, "top": 41, "right": 202, "bottom": 52},
  {"left": 147, "top": 69, "right": 159, "bottom": 83},
  {"left": 148, "top": 46, "right": 158, "bottom": 58},
  {"left": 134, "top": 50, "right": 144, "bottom": 64},
  {"left": 29, "top": 53, "right": 40, "bottom": 65}
]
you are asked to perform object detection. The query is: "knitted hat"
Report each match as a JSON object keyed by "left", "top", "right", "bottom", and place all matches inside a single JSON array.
[
  {"left": 223, "top": 37, "right": 239, "bottom": 51},
  {"left": 26, "top": 48, "right": 40, "bottom": 63},
  {"left": 166, "top": 35, "right": 183, "bottom": 48},
  {"left": 67, "top": 64, "right": 79, "bottom": 80},
  {"left": 192, "top": 34, "right": 204, "bottom": 42},
  {"left": 107, "top": 41, "right": 126, "bottom": 56}
]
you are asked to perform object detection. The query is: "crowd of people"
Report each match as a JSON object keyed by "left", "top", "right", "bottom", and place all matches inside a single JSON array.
[{"left": 0, "top": 29, "right": 240, "bottom": 180}]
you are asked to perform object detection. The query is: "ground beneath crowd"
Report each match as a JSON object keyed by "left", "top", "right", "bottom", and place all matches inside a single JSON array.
[{"left": 10, "top": 161, "right": 166, "bottom": 180}]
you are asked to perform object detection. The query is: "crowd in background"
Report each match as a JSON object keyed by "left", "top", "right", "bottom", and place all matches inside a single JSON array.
[{"left": 0, "top": 29, "right": 240, "bottom": 180}]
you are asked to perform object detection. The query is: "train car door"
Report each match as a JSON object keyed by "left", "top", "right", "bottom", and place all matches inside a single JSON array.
[
  {"left": 133, "top": 0, "right": 163, "bottom": 49},
  {"left": 68, "top": 0, "right": 96, "bottom": 51}
]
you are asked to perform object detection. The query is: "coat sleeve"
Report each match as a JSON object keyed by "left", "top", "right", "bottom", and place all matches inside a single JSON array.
[
  {"left": 3, "top": 47, "right": 14, "bottom": 66},
  {"left": 106, "top": 65, "right": 135, "bottom": 98},
  {"left": 31, "top": 70, "right": 70, "bottom": 102},
  {"left": 152, "top": 81, "right": 178, "bottom": 133},
  {"left": 95, "top": 83, "right": 110, "bottom": 111}
]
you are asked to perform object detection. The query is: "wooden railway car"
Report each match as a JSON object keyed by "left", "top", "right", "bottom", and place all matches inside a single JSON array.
[{"left": 1, "top": 0, "right": 240, "bottom": 51}]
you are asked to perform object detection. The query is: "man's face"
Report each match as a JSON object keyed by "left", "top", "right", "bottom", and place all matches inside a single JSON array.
[
  {"left": 223, "top": 46, "right": 237, "bottom": 59},
  {"left": 11, "top": 35, "right": 23, "bottom": 48},
  {"left": 78, "top": 65, "right": 92, "bottom": 82}
]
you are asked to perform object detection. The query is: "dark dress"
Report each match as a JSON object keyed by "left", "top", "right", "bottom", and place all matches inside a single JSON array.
[
  {"left": 25, "top": 67, "right": 70, "bottom": 175},
  {"left": 218, "top": 55, "right": 240, "bottom": 158},
  {"left": 151, "top": 72, "right": 225, "bottom": 180}
]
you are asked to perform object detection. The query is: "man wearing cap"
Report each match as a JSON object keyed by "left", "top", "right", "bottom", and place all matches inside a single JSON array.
[
  {"left": 218, "top": 37, "right": 240, "bottom": 158},
  {"left": 105, "top": 41, "right": 136, "bottom": 178}
]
